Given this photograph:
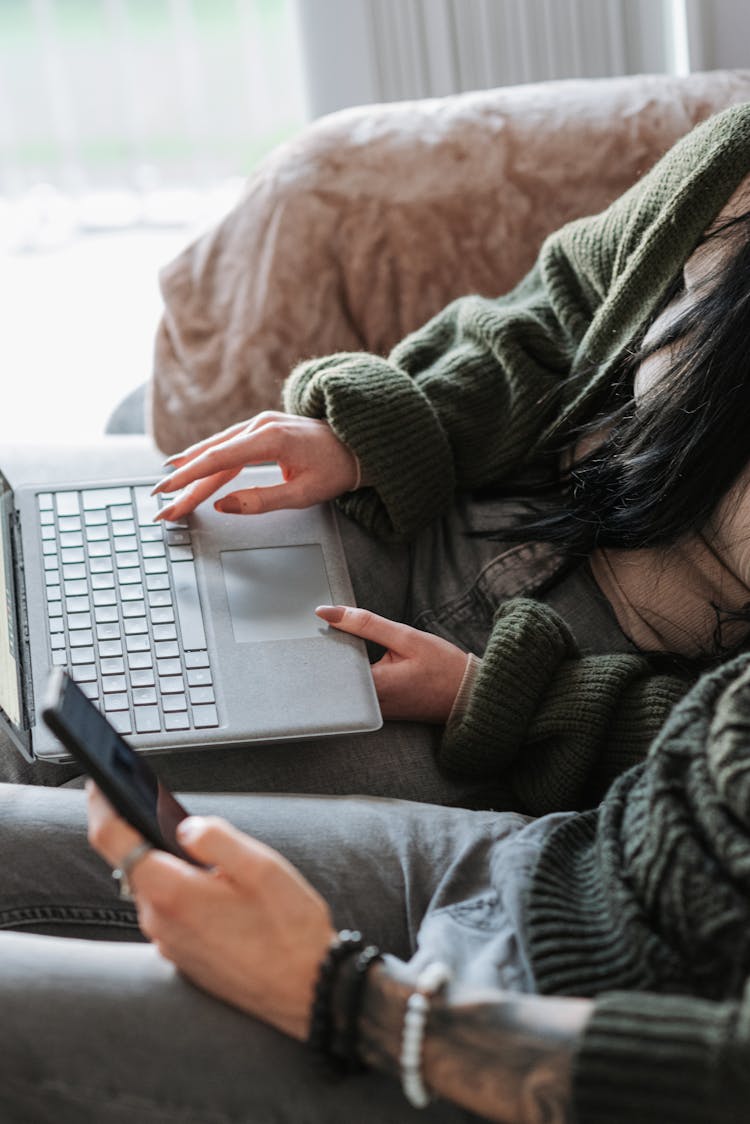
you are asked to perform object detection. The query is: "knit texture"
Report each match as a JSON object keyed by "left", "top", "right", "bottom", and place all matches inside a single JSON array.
[
  {"left": 526, "top": 654, "right": 750, "bottom": 1120},
  {"left": 574, "top": 989, "right": 748, "bottom": 1124},
  {"left": 283, "top": 103, "right": 750, "bottom": 808}
]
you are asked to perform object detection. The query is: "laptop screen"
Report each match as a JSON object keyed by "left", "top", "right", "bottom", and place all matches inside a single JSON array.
[{"left": 0, "top": 488, "right": 22, "bottom": 728}]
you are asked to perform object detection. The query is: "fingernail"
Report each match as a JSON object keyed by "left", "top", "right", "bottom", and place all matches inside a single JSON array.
[
  {"left": 315, "top": 605, "right": 344, "bottom": 623},
  {"left": 177, "top": 816, "right": 204, "bottom": 842},
  {"left": 153, "top": 505, "right": 174, "bottom": 523},
  {"left": 215, "top": 496, "right": 241, "bottom": 514},
  {"left": 150, "top": 477, "right": 171, "bottom": 496}
]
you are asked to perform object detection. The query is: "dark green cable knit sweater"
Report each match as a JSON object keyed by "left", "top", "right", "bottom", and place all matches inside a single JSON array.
[
  {"left": 285, "top": 102, "right": 750, "bottom": 816},
  {"left": 284, "top": 103, "right": 750, "bottom": 1121}
]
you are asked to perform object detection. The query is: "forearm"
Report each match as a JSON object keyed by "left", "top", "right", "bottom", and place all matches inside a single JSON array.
[{"left": 336, "top": 963, "right": 591, "bottom": 1123}]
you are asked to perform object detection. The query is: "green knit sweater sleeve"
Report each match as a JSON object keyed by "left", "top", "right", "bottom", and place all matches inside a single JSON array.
[
  {"left": 438, "top": 599, "right": 688, "bottom": 814},
  {"left": 574, "top": 986, "right": 750, "bottom": 1124},
  {"left": 282, "top": 104, "right": 750, "bottom": 541},
  {"left": 282, "top": 269, "right": 578, "bottom": 539}
]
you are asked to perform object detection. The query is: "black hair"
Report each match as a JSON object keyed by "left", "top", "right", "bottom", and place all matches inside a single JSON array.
[{"left": 517, "top": 207, "right": 750, "bottom": 557}]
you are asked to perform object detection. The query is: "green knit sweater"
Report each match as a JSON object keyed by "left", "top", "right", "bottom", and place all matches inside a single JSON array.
[
  {"left": 527, "top": 653, "right": 750, "bottom": 1123},
  {"left": 284, "top": 102, "right": 750, "bottom": 815}
]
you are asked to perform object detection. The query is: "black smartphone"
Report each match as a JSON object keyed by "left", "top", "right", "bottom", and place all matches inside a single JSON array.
[{"left": 42, "top": 668, "right": 196, "bottom": 862}]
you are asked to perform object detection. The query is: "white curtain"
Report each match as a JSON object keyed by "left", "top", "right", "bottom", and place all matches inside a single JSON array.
[{"left": 294, "top": 0, "right": 682, "bottom": 119}]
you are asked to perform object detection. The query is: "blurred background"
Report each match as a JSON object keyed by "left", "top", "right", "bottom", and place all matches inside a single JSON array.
[{"left": 2, "top": 0, "right": 749, "bottom": 443}]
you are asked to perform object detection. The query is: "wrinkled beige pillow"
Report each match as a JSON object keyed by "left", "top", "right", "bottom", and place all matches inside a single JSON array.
[{"left": 150, "top": 68, "right": 750, "bottom": 454}]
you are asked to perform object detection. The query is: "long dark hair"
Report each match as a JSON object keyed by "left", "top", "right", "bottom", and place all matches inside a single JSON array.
[{"left": 520, "top": 208, "right": 750, "bottom": 557}]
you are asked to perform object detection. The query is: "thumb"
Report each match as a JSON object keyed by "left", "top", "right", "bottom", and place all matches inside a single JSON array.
[{"left": 176, "top": 816, "right": 285, "bottom": 888}]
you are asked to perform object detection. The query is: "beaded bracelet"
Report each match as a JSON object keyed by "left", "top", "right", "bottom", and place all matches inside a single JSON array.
[
  {"left": 399, "top": 961, "right": 452, "bottom": 1109},
  {"left": 307, "top": 929, "right": 365, "bottom": 1072},
  {"left": 337, "top": 943, "right": 383, "bottom": 1070}
]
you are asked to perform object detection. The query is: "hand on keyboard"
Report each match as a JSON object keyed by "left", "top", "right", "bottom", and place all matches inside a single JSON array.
[{"left": 151, "top": 413, "right": 360, "bottom": 522}]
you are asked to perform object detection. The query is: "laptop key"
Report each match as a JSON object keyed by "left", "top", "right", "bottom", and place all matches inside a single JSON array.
[
  {"left": 104, "top": 693, "right": 129, "bottom": 712},
  {"left": 52, "top": 650, "right": 68, "bottom": 665},
  {"left": 101, "top": 656, "right": 126, "bottom": 675},
  {"left": 126, "top": 635, "right": 150, "bottom": 652},
  {"left": 187, "top": 667, "right": 212, "bottom": 687},
  {"left": 91, "top": 573, "right": 115, "bottom": 590},
  {"left": 40, "top": 509, "right": 55, "bottom": 524},
  {"left": 58, "top": 515, "right": 82, "bottom": 532},
  {"left": 94, "top": 605, "right": 118, "bottom": 623},
  {"left": 84, "top": 509, "right": 108, "bottom": 526},
  {"left": 130, "top": 668, "right": 155, "bottom": 688},
  {"left": 116, "top": 552, "right": 140, "bottom": 569},
  {"left": 69, "top": 630, "right": 94, "bottom": 647},
  {"left": 135, "top": 707, "right": 161, "bottom": 734},
  {"left": 153, "top": 623, "right": 177, "bottom": 642},
  {"left": 157, "top": 658, "right": 181, "bottom": 677},
  {"left": 141, "top": 541, "right": 166, "bottom": 558},
  {"left": 42, "top": 540, "right": 57, "bottom": 556},
  {"left": 49, "top": 617, "right": 64, "bottom": 634},
  {"left": 114, "top": 535, "right": 138, "bottom": 551},
  {"left": 122, "top": 600, "right": 146, "bottom": 617},
  {"left": 96, "top": 623, "right": 121, "bottom": 641},
  {"left": 128, "top": 651, "right": 153, "bottom": 669},
  {"left": 139, "top": 525, "right": 163, "bottom": 543},
  {"left": 134, "top": 486, "right": 160, "bottom": 525},
  {"left": 85, "top": 525, "right": 110, "bottom": 542},
  {"left": 146, "top": 573, "right": 169, "bottom": 591},
  {"left": 48, "top": 601, "right": 63, "bottom": 618},
  {"left": 124, "top": 617, "right": 148, "bottom": 635},
  {"left": 118, "top": 570, "right": 143, "bottom": 586},
  {"left": 159, "top": 675, "right": 185, "bottom": 694},
  {"left": 121, "top": 585, "right": 145, "bottom": 601},
  {"left": 90, "top": 556, "right": 114, "bottom": 573},
  {"left": 62, "top": 563, "right": 86, "bottom": 581},
  {"left": 185, "top": 650, "right": 210, "bottom": 669},
  {"left": 171, "top": 561, "right": 207, "bottom": 650},
  {"left": 155, "top": 640, "right": 179, "bottom": 659},
  {"left": 50, "top": 634, "right": 66, "bottom": 650},
  {"left": 112, "top": 522, "right": 137, "bottom": 538},
  {"left": 148, "top": 590, "right": 172, "bottom": 608},
  {"left": 66, "top": 596, "right": 89, "bottom": 614},
  {"left": 99, "top": 640, "right": 124, "bottom": 658},
  {"left": 102, "top": 674, "right": 127, "bottom": 693},
  {"left": 38, "top": 493, "right": 54, "bottom": 510},
  {"left": 193, "top": 704, "right": 219, "bottom": 728},
  {"left": 133, "top": 687, "right": 157, "bottom": 706},
  {"left": 109, "top": 712, "right": 132, "bottom": 735},
  {"left": 44, "top": 556, "right": 59, "bottom": 571},
  {"left": 71, "top": 663, "right": 96, "bottom": 683},
  {"left": 144, "top": 557, "right": 168, "bottom": 575},
  {"left": 55, "top": 492, "right": 80, "bottom": 516},
  {"left": 70, "top": 646, "right": 95, "bottom": 664},
  {"left": 168, "top": 545, "right": 194, "bottom": 562},
  {"left": 68, "top": 612, "right": 92, "bottom": 630},
  {"left": 162, "top": 693, "right": 188, "bottom": 712},
  {"left": 78, "top": 681, "right": 99, "bottom": 700},
  {"left": 87, "top": 541, "right": 112, "bottom": 558},
  {"left": 110, "top": 504, "right": 134, "bottom": 521},
  {"left": 45, "top": 569, "right": 61, "bottom": 586},
  {"left": 82, "top": 487, "right": 130, "bottom": 509},
  {"left": 150, "top": 607, "right": 175, "bottom": 624},
  {"left": 64, "top": 580, "right": 88, "bottom": 597},
  {"left": 47, "top": 585, "right": 62, "bottom": 602},
  {"left": 59, "top": 532, "right": 84, "bottom": 548},
  {"left": 164, "top": 712, "right": 190, "bottom": 731},
  {"left": 93, "top": 590, "right": 117, "bottom": 607},
  {"left": 189, "top": 685, "right": 215, "bottom": 705},
  {"left": 41, "top": 524, "right": 56, "bottom": 540}
]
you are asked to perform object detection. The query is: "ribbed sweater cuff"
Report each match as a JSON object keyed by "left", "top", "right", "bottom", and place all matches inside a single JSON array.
[
  {"left": 283, "top": 352, "right": 455, "bottom": 538},
  {"left": 574, "top": 991, "right": 744, "bottom": 1124}
]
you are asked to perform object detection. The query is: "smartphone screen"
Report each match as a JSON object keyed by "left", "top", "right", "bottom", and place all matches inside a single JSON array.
[{"left": 42, "top": 669, "right": 194, "bottom": 861}]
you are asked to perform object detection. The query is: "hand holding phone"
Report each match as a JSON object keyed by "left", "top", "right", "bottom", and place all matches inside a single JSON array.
[{"left": 43, "top": 668, "right": 196, "bottom": 862}]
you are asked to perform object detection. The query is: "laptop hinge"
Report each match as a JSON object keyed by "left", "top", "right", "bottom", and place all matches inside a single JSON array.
[{"left": 0, "top": 500, "right": 34, "bottom": 760}]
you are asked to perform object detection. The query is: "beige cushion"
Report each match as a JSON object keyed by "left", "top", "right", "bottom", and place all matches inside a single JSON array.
[{"left": 150, "top": 68, "right": 750, "bottom": 453}]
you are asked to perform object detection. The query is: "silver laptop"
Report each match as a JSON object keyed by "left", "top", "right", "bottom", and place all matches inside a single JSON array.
[{"left": 1, "top": 463, "right": 381, "bottom": 762}]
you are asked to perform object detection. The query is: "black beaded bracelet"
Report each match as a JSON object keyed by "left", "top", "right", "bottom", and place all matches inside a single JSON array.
[
  {"left": 338, "top": 943, "right": 383, "bottom": 1070},
  {"left": 307, "top": 929, "right": 365, "bottom": 1072}
]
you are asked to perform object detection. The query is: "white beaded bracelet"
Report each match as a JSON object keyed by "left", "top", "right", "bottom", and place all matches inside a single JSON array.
[{"left": 399, "top": 961, "right": 452, "bottom": 1109}]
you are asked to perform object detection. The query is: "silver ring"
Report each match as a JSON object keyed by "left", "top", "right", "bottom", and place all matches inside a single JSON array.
[{"left": 112, "top": 840, "right": 153, "bottom": 901}]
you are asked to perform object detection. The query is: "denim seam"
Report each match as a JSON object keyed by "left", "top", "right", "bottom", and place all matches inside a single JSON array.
[{"left": 0, "top": 903, "right": 138, "bottom": 930}]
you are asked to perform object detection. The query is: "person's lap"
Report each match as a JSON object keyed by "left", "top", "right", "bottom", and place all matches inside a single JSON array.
[{"left": 0, "top": 783, "right": 557, "bottom": 1123}]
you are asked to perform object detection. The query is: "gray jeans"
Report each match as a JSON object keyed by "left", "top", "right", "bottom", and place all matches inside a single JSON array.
[
  {"left": 2, "top": 494, "right": 631, "bottom": 803},
  {"left": 0, "top": 782, "right": 570, "bottom": 1123}
]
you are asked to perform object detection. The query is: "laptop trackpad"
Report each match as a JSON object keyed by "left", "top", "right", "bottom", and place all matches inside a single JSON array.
[{"left": 220, "top": 545, "right": 332, "bottom": 643}]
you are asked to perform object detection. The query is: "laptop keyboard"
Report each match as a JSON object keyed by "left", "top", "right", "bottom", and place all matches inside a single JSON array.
[{"left": 38, "top": 485, "right": 219, "bottom": 736}]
